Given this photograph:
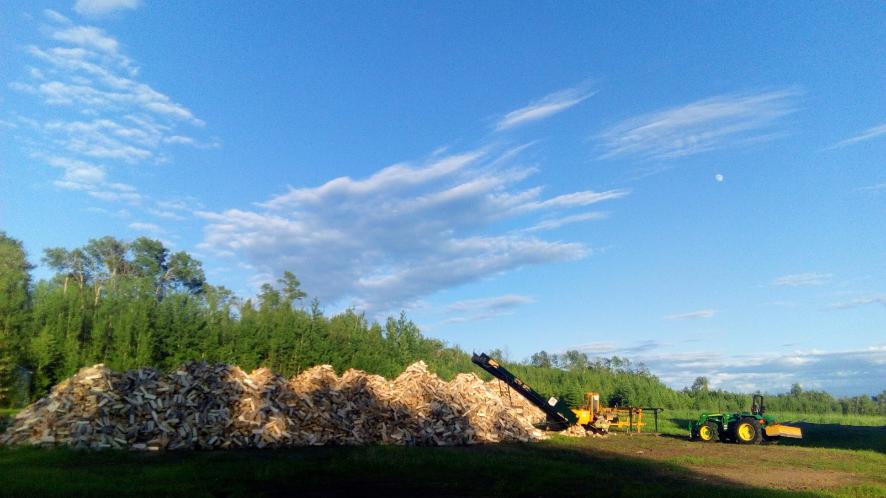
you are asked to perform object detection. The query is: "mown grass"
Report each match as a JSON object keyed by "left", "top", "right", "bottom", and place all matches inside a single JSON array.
[
  {"left": 1, "top": 409, "right": 882, "bottom": 497},
  {"left": 664, "top": 454, "right": 734, "bottom": 466},
  {"left": 0, "top": 441, "right": 827, "bottom": 498}
]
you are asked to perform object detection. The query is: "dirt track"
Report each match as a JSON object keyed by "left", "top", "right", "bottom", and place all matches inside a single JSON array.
[{"left": 560, "top": 432, "right": 883, "bottom": 492}]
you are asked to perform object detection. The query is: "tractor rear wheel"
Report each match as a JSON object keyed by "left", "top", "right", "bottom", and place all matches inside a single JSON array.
[
  {"left": 697, "top": 421, "right": 718, "bottom": 442},
  {"left": 732, "top": 417, "right": 762, "bottom": 444}
]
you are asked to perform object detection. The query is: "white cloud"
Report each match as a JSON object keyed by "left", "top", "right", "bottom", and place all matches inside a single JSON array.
[
  {"left": 443, "top": 295, "right": 534, "bottom": 323},
  {"left": 44, "top": 119, "right": 154, "bottom": 163},
  {"left": 859, "top": 182, "right": 886, "bottom": 193},
  {"left": 828, "top": 123, "right": 886, "bottom": 149},
  {"left": 156, "top": 199, "right": 191, "bottom": 211},
  {"left": 106, "top": 181, "right": 136, "bottom": 192},
  {"left": 128, "top": 221, "right": 162, "bottom": 233},
  {"left": 74, "top": 0, "right": 141, "bottom": 17},
  {"left": 597, "top": 89, "right": 800, "bottom": 160},
  {"left": 146, "top": 208, "right": 186, "bottom": 220},
  {"left": 22, "top": 46, "right": 201, "bottom": 124},
  {"left": 634, "top": 345, "right": 886, "bottom": 395},
  {"left": 495, "top": 85, "right": 595, "bottom": 131},
  {"left": 518, "top": 190, "right": 627, "bottom": 211},
  {"left": 570, "top": 340, "right": 666, "bottom": 357},
  {"left": 7, "top": 11, "right": 210, "bottom": 211},
  {"left": 771, "top": 272, "right": 832, "bottom": 287},
  {"left": 198, "top": 147, "right": 625, "bottom": 313},
  {"left": 573, "top": 341, "right": 619, "bottom": 355},
  {"left": 164, "top": 135, "right": 195, "bottom": 145},
  {"left": 522, "top": 211, "right": 608, "bottom": 232},
  {"left": 45, "top": 155, "right": 107, "bottom": 185},
  {"left": 828, "top": 294, "right": 886, "bottom": 310},
  {"left": 43, "top": 9, "right": 72, "bottom": 25},
  {"left": 88, "top": 190, "right": 142, "bottom": 203},
  {"left": 52, "top": 26, "right": 118, "bottom": 52},
  {"left": 664, "top": 309, "right": 716, "bottom": 320}
]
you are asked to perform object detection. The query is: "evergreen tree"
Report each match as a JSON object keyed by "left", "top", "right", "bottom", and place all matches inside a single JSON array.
[
  {"left": 0, "top": 232, "right": 882, "bottom": 415},
  {"left": 0, "top": 233, "right": 32, "bottom": 405}
]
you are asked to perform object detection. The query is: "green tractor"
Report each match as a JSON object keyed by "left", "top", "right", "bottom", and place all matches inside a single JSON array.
[{"left": 689, "top": 395, "right": 802, "bottom": 444}]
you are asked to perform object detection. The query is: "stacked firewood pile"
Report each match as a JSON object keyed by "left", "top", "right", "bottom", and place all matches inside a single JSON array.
[
  {"left": 484, "top": 380, "right": 547, "bottom": 424},
  {"left": 1, "top": 361, "right": 546, "bottom": 450}
]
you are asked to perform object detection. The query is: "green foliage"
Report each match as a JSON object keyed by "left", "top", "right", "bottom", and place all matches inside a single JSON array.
[
  {"left": 0, "top": 233, "right": 33, "bottom": 406},
  {"left": 0, "top": 232, "right": 883, "bottom": 417}
]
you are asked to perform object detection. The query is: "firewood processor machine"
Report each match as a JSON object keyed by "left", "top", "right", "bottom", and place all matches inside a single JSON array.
[{"left": 471, "top": 352, "right": 663, "bottom": 434}]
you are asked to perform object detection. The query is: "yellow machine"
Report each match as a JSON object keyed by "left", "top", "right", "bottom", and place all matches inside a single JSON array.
[
  {"left": 473, "top": 353, "right": 664, "bottom": 433},
  {"left": 571, "top": 392, "right": 654, "bottom": 434}
]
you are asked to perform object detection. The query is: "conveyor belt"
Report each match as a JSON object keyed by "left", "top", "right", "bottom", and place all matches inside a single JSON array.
[{"left": 471, "top": 352, "right": 577, "bottom": 429}]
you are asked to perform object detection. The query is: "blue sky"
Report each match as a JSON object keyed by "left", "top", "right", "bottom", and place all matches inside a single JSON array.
[{"left": 1, "top": 1, "right": 884, "bottom": 395}]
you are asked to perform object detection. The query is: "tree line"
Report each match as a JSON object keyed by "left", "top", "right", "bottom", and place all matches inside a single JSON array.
[
  {"left": 512, "top": 350, "right": 885, "bottom": 416},
  {"left": 0, "top": 232, "right": 883, "bottom": 416}
]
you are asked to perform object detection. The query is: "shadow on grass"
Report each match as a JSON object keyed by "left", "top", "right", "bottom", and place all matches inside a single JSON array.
[
  {"left": 3, "top": 370, "right": 871, "bottom": 497},
  {"left": 660, "top": 420, "right": 885, "bottom": 455},
  {"left": 0, "top": 440, "right": 826, "bottom": 498},
  {"left": 774, "top": 422, "right": 886, "bottom": 454},
  {"left": 669, "top": 417, "right": 694, "bottom": 432}
]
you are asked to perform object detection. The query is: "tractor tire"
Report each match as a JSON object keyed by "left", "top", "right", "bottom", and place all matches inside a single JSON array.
[
  {"left": 732, "top": 417, "right": 762, "bottom": 445},
  {"left": 697, "top": 421, "right": 719, "bottom": 442}
]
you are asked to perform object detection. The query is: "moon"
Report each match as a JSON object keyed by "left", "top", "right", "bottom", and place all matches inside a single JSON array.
[{"left": 715, "top": 173, "right": 724, "bottom": 182}]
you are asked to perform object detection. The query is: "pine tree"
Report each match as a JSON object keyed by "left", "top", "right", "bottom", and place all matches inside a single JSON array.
[{"left": 0, "top": 233, "right": 33, "bottom": 406}]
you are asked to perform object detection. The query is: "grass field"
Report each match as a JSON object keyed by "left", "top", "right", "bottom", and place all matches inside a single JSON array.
[{"left": 1, "top": 411, "right": 883, "bottom": 497}]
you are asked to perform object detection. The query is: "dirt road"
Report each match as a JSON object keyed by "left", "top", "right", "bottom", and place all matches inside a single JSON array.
[{"left": 558, "top": 432, "right": 884, "bottom": 493}]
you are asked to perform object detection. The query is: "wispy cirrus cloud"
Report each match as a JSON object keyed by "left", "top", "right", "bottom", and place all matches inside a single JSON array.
[
  {"left": 74, "top": 0, "right": 141, "bottom": 17},
  {"left": 567, "top": 340, "right": 886, "bottom": 395},
  {"left": 771, "top": 272, "right": 832, "bottom": 287},
  {"left": 146, "top": 208, "right": 186, "bottom": 220},
  {"left": 89, "top": 188, "right": 142, "bottom": 204},
  {"left": 828, "top": 294, "right": 886, "bottom": 310},
  {"left": 495, "top": 84, "right": 595, "bottom": 131},
  {"left": 572, "top": 341, "right": 618, "bottom": 355},
  {"left": 664, "top": 309, "right": 716, "bottom": 320},
  {"left": 574, "top": 339, "right": 663, "bottom": 355},
  {"left": 597, "top": 89, "right": 800, "bottom": 160},
  {"left": 859, "top": 182, "right": 886, "bottom": 193},
  {"left": 51, "top": 26, "right": 119, "bottom": 52},
  {"left": 827, "top": 123, "right": 886, "bottom": 150},
  {"left": 7, "top": 10, "right": 210, "bottom": 213},
  {"left": 443, "top": 294, "right": 535, "bottom": 323},
  {"left": 522, "top": 211, "right": 608, "bottom": 232},
  {"left": 128, "top": 221, "right": 163, "bottom": 234},
  {"left": 197, "top": 146, "right": 627, "bottom": 313},
  {"left": 635, "top": 345, "right": 886, "bottom": 395},
  {"left": 20, "top": 42, "right": 203, "bottom": 125}
]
